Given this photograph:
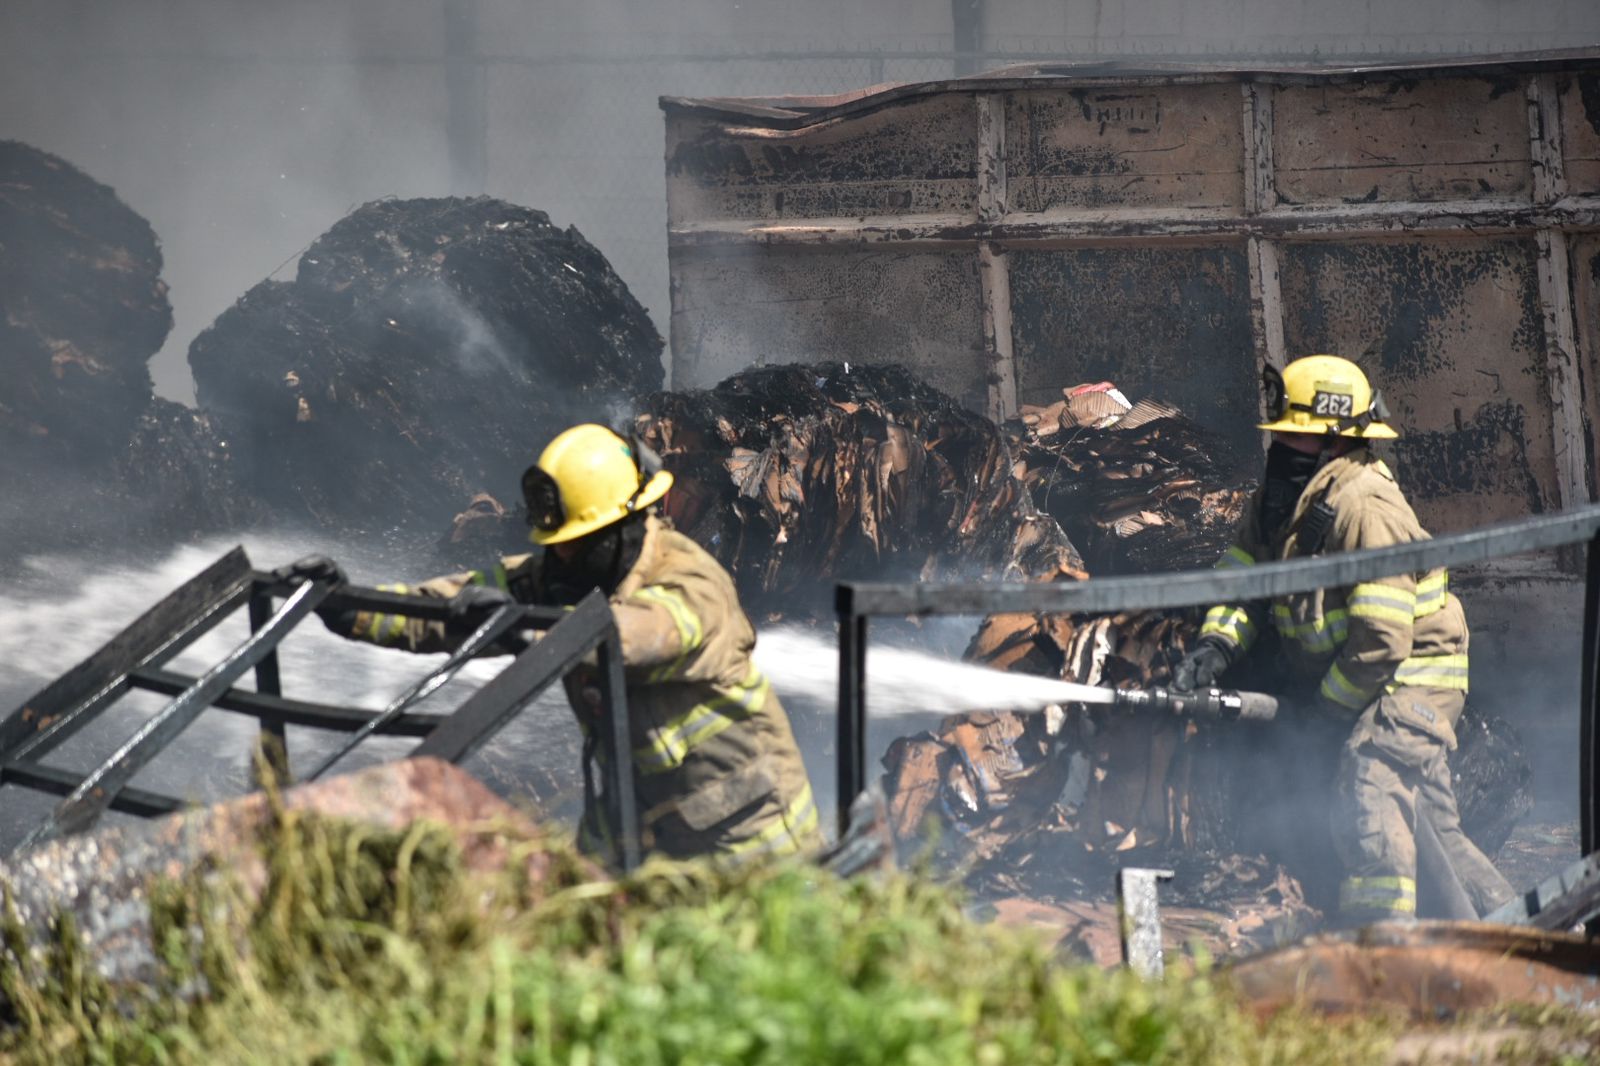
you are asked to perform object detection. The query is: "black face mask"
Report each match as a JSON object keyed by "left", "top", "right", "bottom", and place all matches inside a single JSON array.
[
  {"left": 1260, "top": 441, "right": 1323, "bottom": 539},
  {"left": 540, "top": 512, "right": 649, "bottom": 606}
]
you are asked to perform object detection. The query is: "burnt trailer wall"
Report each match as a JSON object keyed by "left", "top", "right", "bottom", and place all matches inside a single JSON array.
[
  {"left": 662, "top": 56, "right": 1600, "bottom": 547},
  {"left": 663, "top": 56, "right": 1600, "bottom": 682}
]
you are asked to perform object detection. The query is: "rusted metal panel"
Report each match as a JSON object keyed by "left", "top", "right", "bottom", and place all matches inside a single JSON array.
[
  {"left": 1005, "top": 82, "right": 1245, "bottom": 213},
  {"left": 668, "top": 246, "right": 988, "bottom": 408},
  {"left": 1228, "top": 921, "right": 1600, "bottom": 1019},
  {"left": 1560, "top": 73, "right": 1600, "bottom": 196},
  {"left": 663, "top": 93, "right": 978, "bottom": 226},
  {"left": 1278, "top": 237, "right": 1558, "bottom": 532},
  {"left": 1007, "top": 245, "right": 1259, "bottom": 460},
  {"left": 1272, "top": 77, "right": 1534, "bottom": 206},
  {"left": 1571, "top": 233, "right": 1600, "bottom": 501}
]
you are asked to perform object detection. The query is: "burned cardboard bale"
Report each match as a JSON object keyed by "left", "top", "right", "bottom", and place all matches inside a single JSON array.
[
  {"left": 635, "top": 362, "right": 1084, "bottom": 619},
  {"left": 1015, "top": 385, "right": 1256, "bottom": 575},
  {"left": 0, "top": 140, "right": 172, "bottom": 460},
  {"left": 190, "top": 197, "right": 663, "bottom": 547},
  {"left": 0, "top": 142, "right": 256, "bottom": 565}
]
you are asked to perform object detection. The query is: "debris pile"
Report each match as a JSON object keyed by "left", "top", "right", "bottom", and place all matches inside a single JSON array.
[
  {"left": 0, "top": 141, "right": 253, "bottom": 562},
  {"left": 1015, "top": 384, "right": 1256, "bottom": 575},
  {"left": 189, "top": 197, "right": 664, "bottom": 550},
  {"left": 634, "top": 362, "right": 1085, "bottom": 619}
]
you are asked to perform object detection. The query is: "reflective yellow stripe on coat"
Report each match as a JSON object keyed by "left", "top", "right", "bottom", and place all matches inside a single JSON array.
[
  {"left": 1339, "top": 875, "right": 1416, "bottom": 916},
  {"left": 632, "top": 584, "right": 704, "bottom": 682},
  {"left": 364, "top": 583, "right": 413, "bottom": 644},
  {"left": 1272, "top": 604, "right": 1349, "bottom": 654},
  {"left": 634, "top": 666, "right": 771, "bottom": 774},
  {"left": 1390, "top": 653, "right": 1470, "bottom": 692},
  {"left": 1200, "top": 546, "right": 1259, "bottom": 650},
  {"left": 723, "top": 782, "right": 819, "bottom": 861}
]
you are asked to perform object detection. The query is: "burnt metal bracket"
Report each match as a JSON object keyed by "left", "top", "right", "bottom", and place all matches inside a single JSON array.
[
  {"left": 0, "top": 548, "right": 638, "bottom": 870},
  {"left": 1118, "top": 867, "right": 1174, "bottom": 979},
  {"left": 836, "top": 503, "right": 1600, "bottom": 862}
]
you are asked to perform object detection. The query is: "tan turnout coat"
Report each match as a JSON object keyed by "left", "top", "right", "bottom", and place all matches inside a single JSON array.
[{"left": 345, "top": 515, "right": 820, "bottom": 864}]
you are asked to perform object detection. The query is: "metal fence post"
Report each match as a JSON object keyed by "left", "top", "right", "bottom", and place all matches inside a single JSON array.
[
  {"left": 836, "top": 585, "right": 868, "bottom": 839},
  {"left": 1582, "top": 532, "right": 1600, "bottom": 855},
  {"left": 596, "top": 626, "right": 641, "bottom": 873},
  {"left": 248, "top": 587, "right": 290, "bottom": 785}
]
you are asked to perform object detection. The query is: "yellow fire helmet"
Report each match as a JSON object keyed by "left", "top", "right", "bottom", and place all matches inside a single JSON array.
[
  {"left": 521, "top": 423, "right": 674, "bottom": 545},
  {"left": 1258, "top": 354, "right": 1398, "bottom": 440}
]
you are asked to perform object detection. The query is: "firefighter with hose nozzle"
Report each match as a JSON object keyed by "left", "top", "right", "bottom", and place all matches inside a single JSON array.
[
  {"left": 1172, "top": 355, "right": 1514, "bottom": 924},
  {"left": 281, "top": 423, "right": 820, "bottom": 867}
]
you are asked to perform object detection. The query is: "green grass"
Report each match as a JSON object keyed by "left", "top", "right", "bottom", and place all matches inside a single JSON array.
[{"left": 0, "top": 801, "right": 1401, "bottom": 1066}]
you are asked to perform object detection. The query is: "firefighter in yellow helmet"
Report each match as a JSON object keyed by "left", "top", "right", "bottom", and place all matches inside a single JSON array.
[
  {"left": 296, "top": 423, "right": 821, "bottom": 866},
  {"left": 1173, "top": 355, "right": 1513, "bottom": 924}
]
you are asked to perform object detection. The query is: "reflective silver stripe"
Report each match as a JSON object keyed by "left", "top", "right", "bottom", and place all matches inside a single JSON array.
[
  {"left": 1274, "top": 605, "right": 1349, "bottom": 654},
  {"left": 1390, "top": 653, "right": 1470, "bottom": 692},
  {"left": 1414, "top": 572, "right": 1449, "bottom": 616},
  {"left": 1200, "top": 605, "right": 1256, "bottom": 648},
  {"left": 1320, "top": 661, "right": 1374, "bottom": 710},
  {"left": 633, "top": 585, "right": 704, "bottom": 682},
  {"left": 1217, "top": 545, "right": 1254, "bottom": 569},
  {"left": 1339, "top": 875, "right": 1416, "bottom": 914},
  {"left": 724, "top": 783, "right": 819, "bottom": 862},
  {"left": 1348, "top": 582, "right": 1417, "bottom": 625},
  {"left": 634, "top": 667, "right": 771, "bottom": 774}
]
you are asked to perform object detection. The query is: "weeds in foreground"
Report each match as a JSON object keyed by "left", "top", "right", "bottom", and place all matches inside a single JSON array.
[{"left": 0, "top": 802, "right": 1399, "bottom": 1065}]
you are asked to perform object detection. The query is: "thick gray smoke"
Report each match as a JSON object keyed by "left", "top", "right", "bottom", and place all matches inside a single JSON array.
[{"left": 3, "top": 0, "right": 1595, "bottom": 402}]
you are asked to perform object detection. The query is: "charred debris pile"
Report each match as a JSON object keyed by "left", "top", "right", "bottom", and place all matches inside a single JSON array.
[
  {"left": 0, "top": 140, "right": 251, "bottom": 561},
  {"left": 190, "top": 197, "right": 663, "bottom": 556},
  {"left": 634, "top": 362, "right": 1085, "bottom": 620},
  {"left": 1016, "top": 383, "right": 1256, "bottom": 575}
]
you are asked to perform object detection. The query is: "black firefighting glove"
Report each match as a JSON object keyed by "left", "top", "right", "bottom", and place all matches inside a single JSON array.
[
  {"left": 273, "top": 554, "right": 355, "bottom": 635},
  {"left": 1171, "top": 636, "right": 1237, "bottom": 693},
  {"left": 274, "top": 553, "right": 347, "bottom": 588},
  {"left": 444, "top": 584, "right": 516, "bottom": 636}
]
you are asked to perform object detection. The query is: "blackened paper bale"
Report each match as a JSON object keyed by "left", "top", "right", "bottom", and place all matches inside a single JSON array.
[
  {"left": 189, "top": 197, "right": 663, "bottom": 544},
  {"left": 0, "top": 140, "right": 171, "bottom": 458}
]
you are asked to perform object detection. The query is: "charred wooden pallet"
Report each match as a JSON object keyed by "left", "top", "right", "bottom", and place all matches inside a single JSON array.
[{"left": 0, "top": 547, "right": 641, "bottom": 869}]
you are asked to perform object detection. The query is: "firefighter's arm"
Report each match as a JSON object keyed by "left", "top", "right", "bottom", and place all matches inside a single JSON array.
[
  {"left": 337, "top": 559, "right": 525, "bottom": 655},
  {"left": 610, "top": 581, "right": 707, "bottom": 680},
  {"left": 1317, "top": 512, "right": 1416, "bottom": 713},
  {"left": 1197, "top": 542, "right": 1268, "bottom": 657}
]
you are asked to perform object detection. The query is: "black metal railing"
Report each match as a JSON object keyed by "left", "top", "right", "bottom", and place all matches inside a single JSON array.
[
  {"left": 836, "top": 503, "right": 1600, "bottom": 852},
  {"left": 0, "top": 547, "right": 639, "bottom": 869}
]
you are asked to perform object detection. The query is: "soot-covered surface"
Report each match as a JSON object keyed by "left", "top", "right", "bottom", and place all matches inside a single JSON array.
[
  {"left": 190, "top": 197, "right": 664, "bottom": 551},
  {"left": 0, "top": 141, "right": 256, "bottom": 565}
]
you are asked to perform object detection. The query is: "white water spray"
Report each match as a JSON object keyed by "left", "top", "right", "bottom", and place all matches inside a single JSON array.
[{"left": 753, "top": 628, "right": 1115, "bottom": 716}]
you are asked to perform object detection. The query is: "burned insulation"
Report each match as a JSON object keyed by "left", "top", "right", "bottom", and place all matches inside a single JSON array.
[
  {"left": 634, "top": 362, "right": 1085, "bottom": 619},
  {"left": 189, "top": 197, "right": 664, "bottom": 548}
]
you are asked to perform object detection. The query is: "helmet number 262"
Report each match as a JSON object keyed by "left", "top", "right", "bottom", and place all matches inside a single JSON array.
[{"left": 1312, "top": 391, "right": 1355, "bottom": 418}]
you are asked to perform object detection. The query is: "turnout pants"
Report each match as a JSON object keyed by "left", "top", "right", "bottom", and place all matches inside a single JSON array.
[{"left": 1331, "top": 688, "right": 1514, "bottom": 922}]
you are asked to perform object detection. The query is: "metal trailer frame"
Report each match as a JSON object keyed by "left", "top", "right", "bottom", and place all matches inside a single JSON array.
[
  {"left": 836, "top": 502, "right": 1600, "bottom": 923},
  {"left": 0, "top": 546, "right": 641, "bottom": 870}
]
